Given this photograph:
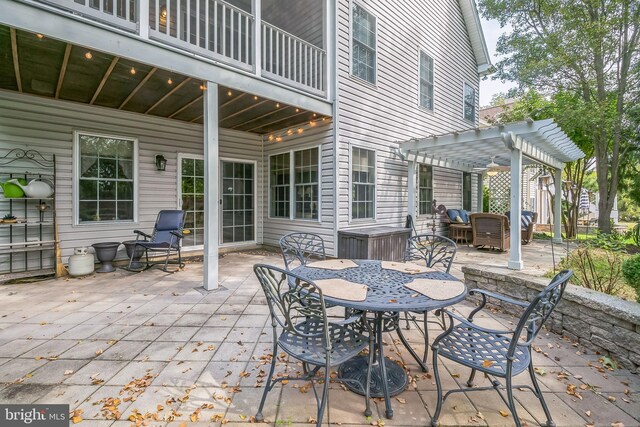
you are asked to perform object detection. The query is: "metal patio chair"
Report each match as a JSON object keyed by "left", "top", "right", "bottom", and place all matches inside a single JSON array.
[
  {"left": 430, "top": 270, "right": 574, "bottom": 427},
  {"left": 396, "top": 234, "right": 458, "bottom": 371},
  {"left": 279, "top": 232, "right": 326, "bottom": 270},
  {"left": 253, "top": 264, "right": 373, "bottom": 427},
  {"left": 127, "top": 210, "right": 186, "bottom": 272}
]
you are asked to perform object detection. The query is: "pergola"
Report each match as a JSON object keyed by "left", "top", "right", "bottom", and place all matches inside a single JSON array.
[{"left": 397, "top": 119, "right": 585, "bottom": 270}]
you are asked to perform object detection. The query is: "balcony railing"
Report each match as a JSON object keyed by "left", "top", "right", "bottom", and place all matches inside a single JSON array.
[{"left": 36, "top": 0, "right": 327, "bottom": 95}]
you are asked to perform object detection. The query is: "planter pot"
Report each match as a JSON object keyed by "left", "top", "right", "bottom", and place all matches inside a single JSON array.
[
  {"left": 91, "top": 242, "right": 121, "bottom": 273},
  {"left": 122, "top": 240, "right": 146, "bottom": 269}
]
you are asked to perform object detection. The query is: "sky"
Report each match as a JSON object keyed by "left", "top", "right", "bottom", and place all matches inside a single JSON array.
[{"left": 478, "top": 18, "right": 517, "bottom": 107}]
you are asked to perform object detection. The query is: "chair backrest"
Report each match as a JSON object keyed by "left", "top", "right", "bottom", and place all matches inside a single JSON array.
[
  {"left": 508, "top": 270, "right": 573, "bottom": 357},
  {"left": 470, "top": 213, "right": 509, "bottom": 234},
  {"left": 405, "top": 234, "right": 457, "bottom": 273},
  {"left": 254, "top": 264, "right": 329, "bottom": 342},
  {"left": 151, "top": 210, "right": 186, "bottom": 247},
  {"left": 505, "top": 211, "right": 538, "bottom": 230},
  {"left": 279, "top": 233, "right": 326, "bottom": 270}
]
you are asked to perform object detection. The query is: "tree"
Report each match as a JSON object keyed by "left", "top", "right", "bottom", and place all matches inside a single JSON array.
[
  {"left": 496, "top": 90, "right": 595, "bottom": 238},
  {"left": 479, "top": 0, "right": 640, "bottom": 233}
]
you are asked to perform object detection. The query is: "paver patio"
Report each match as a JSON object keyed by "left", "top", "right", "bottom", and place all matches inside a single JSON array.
[{"left": 0, "top": 249, "right": 638, "bottom": 427}]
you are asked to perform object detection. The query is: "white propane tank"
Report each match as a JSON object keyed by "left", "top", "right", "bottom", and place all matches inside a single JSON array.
[{"left": 68, "top": 247, "right": 94, "bottom": 277}]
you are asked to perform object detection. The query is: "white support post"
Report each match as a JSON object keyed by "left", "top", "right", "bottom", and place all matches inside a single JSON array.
[
  {"left": 203, "top": 81, "right": 219, "bottom": 291},
  {"left": 407, "top": 160, "right": 416, "bottom": 223},
  {"left": 476, "top": 173, "right": 483, "bottom": 212},
  {"left": 138, "top": 0, "right": 149, "bottom": 39},
  {"left": 253, "top": 0, "right": 261, "bottom": 75},
  {"left": 508, "top": 148, "right": 523, "bottom": 270},
  {"left": 553, "top": 167, "right": 563, "bottom": 243}
]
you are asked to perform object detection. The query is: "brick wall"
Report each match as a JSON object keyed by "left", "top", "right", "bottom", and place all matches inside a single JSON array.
[{"left": 462, "top": 265, "right": 640, "bottom": 372}]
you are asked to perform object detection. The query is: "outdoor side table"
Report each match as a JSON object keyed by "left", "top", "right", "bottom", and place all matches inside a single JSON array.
[
  {"left": 293, "top": 259, "right": 466, "bottom": 419},
  {"left": 449, "top": 223, "right": 472, "bottom": 245}
]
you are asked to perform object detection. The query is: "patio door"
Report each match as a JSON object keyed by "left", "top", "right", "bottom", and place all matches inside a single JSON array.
[
  {"left": 220, "top": 160, "right": 255, "bottom": 244},
  {"left": 178, "top": 154, "right": 205, "bottom": 249}
]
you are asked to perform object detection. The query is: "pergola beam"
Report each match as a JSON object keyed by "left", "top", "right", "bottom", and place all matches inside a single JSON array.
[
  {"left": 145, "top": 77, "right": 192, "bottom": 114},
  {"left": 56, "top": 43, "right": 71, "bottom": 99},
  {"left": 90, "top": 56, "right": 118, "bottom": 105},
  {"left": 119, "top": 67, "right": 156, "bottom": 109}
]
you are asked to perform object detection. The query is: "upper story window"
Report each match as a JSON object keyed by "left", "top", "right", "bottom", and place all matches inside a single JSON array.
[
  {"left": 269, "top": 147, "right": 320, "bottom": 220},
  {"left": 419, "top": 51, "right": 434, "bottom": 110},
  {"left": 463, "top": 172, "right": 472, "bottom": 211},
  {"left": 418, "top": 164, "right": 433, "bottom": 215},
  {"left": 352, "top": 4, "right": 376, "bottom": 84},
  {"left": 352, "top": 147, "right": 375, "bottom": 220},
  {"left": 464, "top": 83, "right": 476, "bottom": 122},
  {"left": 75, "top": 132, "right": 136, "bottom": 224}
]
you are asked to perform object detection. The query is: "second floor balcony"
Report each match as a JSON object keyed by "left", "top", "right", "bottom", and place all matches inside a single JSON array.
[{"left": 27, "top": 0, "right": 327, "bottom": 96}]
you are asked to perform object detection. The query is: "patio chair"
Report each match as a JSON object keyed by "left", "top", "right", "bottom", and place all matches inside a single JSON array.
[
  {"left": 430, "top": 270, "right": 574, "bottom": 427},
  {"left": 396, "top": 234, "right": 457, "bottom": 371},
  {"left": 279, "top": 232, "right": 326, "bottom": 270},
  {"left": 506, "top": 210, "right": 539, "bottom": 244},
  {"left": 470, "top": 212, "right": 510, "bottom": 251},
  {"left": 127, "top": 210, "right": 186, "bottom": 272},
  {"left": 253, "top": 264, "right": 373, "bottom": 427}
]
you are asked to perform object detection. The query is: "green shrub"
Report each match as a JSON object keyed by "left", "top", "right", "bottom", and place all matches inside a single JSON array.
[
  {"left": 632, "top": 223, "right": 640, "bottom": 247},
  {"left": 588, "top": 231, "right": 627, "bottom": 252},
  {"left": 559, "top": 247, "right": 627, "bottom": 296},
  {"left": 621, "top": 255, "right": 640, "bottom": 302}
]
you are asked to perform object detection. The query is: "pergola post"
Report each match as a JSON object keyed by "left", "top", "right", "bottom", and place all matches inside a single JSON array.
[
  {"left": 553, "top": 167, "right": 563, "bottom": 243},
  {"left": 476, "top": 173, "right": 483, "bottom": 212},
  {"left": 407, "top": 160, "right": 416, "bottom": 223},
  {"left": 203, "top": 81, "right": 219, "bottom": 291},
  {"left": 508, "top": 148, "right": 523, "bottom": 270}
]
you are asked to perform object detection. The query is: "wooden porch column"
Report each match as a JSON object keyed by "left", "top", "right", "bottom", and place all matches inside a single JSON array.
[
  {"left": 407, "top": 160, "right": 416, "bottom": 225},
  {"left": 476, "top": 173, "right": 483, "bottom": 212},
  {"left": 508, "top": 148, "right": 523, "bottom": 270},
  {"left": 138, "top": 0, "right": 149, "bottom": 39},
  {"left": 203, "top": 81, "right": 219, "bottom": 290},
  {"left": 553, "top": 167, "right": 563, "bottom": 243}
]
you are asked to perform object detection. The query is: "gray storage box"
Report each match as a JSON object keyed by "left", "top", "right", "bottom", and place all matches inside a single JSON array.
[{"left": 338, "top": 227, "right": 411, "bottom": 261}]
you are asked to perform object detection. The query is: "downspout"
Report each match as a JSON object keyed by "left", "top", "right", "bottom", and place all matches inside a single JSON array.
[
  {"left": 260, "top": 134, "right": 265, "bottom": 246},
  {"left": 330, "top": 0, "right": 339, "bottom": 258}
]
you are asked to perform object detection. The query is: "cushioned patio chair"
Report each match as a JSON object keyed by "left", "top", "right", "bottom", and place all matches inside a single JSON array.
[
  {"left": 506, "top": 210, "right": 539, "bottom": 244},
  {"left": 279, "top": 232, "right": 326, "bottom": 270},
  {"left": 127, "top": 210, "right": 186, "bottom": 272},
  {"left": 430, "top": 270, "right": 573, "bottom": 427},
  {"left": 470, "top": 213, "right": 510, "bottom": 251},
  {"left": 253, "top": 264, "right": 373, "bottom": 427},
  {"left": 397, "top": 234, "right": 457, "bottom": 371}
]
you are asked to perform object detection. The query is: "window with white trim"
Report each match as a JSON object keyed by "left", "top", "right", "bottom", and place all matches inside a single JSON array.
[
  {"left": 352, "top": 3, "right": 376, "bottom": 84},
  {"left": 464, "top": 83, "right": 476, "bottom": 121},
  {"left": 269, "top": 147, "right": 319, "bottom": 220},
  {"left": 76, "top": 133, "right": 136, "bottom": 223},
  {"left": 418, "top": 164, "right": 433, "bottom": 215},
  {"left": 351, "top": 147, "right": 375, "bottom": 219},
  {"left": 463, "top": 172, "right": 472, "bottom": 211},
  {"left": 419, "top": 51, "right": 434, "bottom": 110}
]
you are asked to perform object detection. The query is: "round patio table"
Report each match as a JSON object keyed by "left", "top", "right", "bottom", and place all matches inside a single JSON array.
[{"left": 292, "top": 259, "right": 467, "bottom": 419}]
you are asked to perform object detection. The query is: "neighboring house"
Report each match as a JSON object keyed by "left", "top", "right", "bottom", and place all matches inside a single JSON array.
[
  {"left": 478, "top": 99, "right": 516, "bottom": 128},
  {"left": 0, "top": 0, "right": 491, "bottom": 286}
]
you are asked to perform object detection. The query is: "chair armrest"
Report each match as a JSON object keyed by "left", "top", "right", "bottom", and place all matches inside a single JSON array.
[
  {"left": 133, "top": 230, "right": 152, "bottom": 240},
  {"left": 442, "top": 310, "right": 515, "bottom": 336},
  {"left": 467, "top": 289, "right": 528, "bottom": 321},
  {"left": 328, "top": 310, "right": 365, "bottom": 327},
  {"left": 170, "top": 230, "right": 184, "bottom": 239}
]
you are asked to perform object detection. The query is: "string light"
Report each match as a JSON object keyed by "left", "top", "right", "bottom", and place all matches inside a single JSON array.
[
  {"left": 276, "top": 103, "right": 280, "bottom": 108},
  {"left": 295, "top": 108, "right": 300, "bottom": 112},
  {"left": 287, "top": 129, "right": 294, "bottom": 135},
  {"left": 297, "top": 128, "right": 303, "bottom": 134},
  {"left": 36, "top": 34, "right": 44, "bottom": 39},
  {"left": 130, "top": 67, "right": 136, "bottom": 75},
  {"left": 167, "top": 77, "right": 173, "bottom": 85},
  {"left": 227, "top": 90, "right": 232, "bottom": 96},
  {"left": 199, "top": 84, "right": 206, "bottom": 90},
  {"left": 84, "top": 51, "right": 93, "bottom": 60},
  {"left": 254, "top": 95, "right": 258, "bottom": 101},
  {"left": 267, "top": 117, "right": 330, "bottom": 143}
]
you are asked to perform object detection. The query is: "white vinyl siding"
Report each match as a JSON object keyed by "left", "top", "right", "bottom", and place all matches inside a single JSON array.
[
  {"left": 418, "top": 164, "right": 433, "bottom": 215},
  {"left": 419, "top": 51, "right": 434, "bottom": 110},
  {"left": 464, "top": 83, "right": 476, "bottom": 122},
  {"left": 351, "top": 147, "right": 375, "bottom": 220},
  {"left": 351, "top": 3, "right": 376, "bottom": 84},
  {"left": 74, "top": 132, "right": 137, "bottom": 224}
]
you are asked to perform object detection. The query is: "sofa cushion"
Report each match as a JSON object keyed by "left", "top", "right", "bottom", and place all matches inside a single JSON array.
[
  {"left": 521, "top": 211, "right": 535, "bottom": 229},
  {"left": 447, "top": 209, "right": 460, "bottom": 222},
  {"left": 455, "top": 215, "right": 464, "bottom": 223},
  {"left": 459, "top": 209, "right": 470, "bottom": 224}
]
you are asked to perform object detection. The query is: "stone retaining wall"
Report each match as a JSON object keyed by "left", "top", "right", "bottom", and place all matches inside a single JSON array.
[{"left": 462, "top": 265, "right": 640, "bottom": 372}]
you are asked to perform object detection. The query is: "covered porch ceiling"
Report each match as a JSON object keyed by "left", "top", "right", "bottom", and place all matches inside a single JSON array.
[
  {"left": 0, "top": 25, "right": 328, "bottom": 134},
  {"left": 397, "top": 119, "right": 585, "bottom": 171}
]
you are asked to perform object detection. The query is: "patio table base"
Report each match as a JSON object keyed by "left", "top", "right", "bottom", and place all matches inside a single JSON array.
[{"left": 339, "top": 355, "right": 408, "bottom": 398}]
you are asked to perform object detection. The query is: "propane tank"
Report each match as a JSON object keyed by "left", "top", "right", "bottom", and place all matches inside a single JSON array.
[{"left": 68, "top": 247, "right": 94, "bottom": 277}]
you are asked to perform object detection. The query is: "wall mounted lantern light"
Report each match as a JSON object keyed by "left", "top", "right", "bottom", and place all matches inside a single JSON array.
[{"left": 155, "top": 154, "right": 167, "bottom": 171}]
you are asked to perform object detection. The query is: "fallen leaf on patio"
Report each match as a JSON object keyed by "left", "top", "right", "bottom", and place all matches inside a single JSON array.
[
  {"left": 181, "top": 367, "right": 192, "bottom": 373},
  {"left": 623, "top": 389, "right": 630, "bottom": 395},
  {"left": 388, "top": 299, "right": 398, "bottom": 303},
  {"left": 499, "top": 410, "right": 509, "bottom": 417},
  {"left": 579, "top": 384, "right": 589, "bottom": 390},
  {"left": 308, "top": 417, "right": 317, "bottom": 424},
  {"left": 281, "top": 380, "right": 289, "bottom": 385},
  {"left": 608, "top": 396, "right": 617, "bottom": 402},
  {"left": 95, "top": 349, "right": 103, "bottom": 356},
  {"left": 482, "top": 360, "right": 494, "bottom": 368},
  {"left": 451, "top": 373, "right": 460, "bottom": 378},
  {"left": 172, "top": 292, "right": 179, "bottom": 296},
  {"left": 610, "top": 423, "right": 625, "bottom": 427},
  {"left": 239, "top": 414, "right": 247, "bottom": 420},
  {"left": 396, "top": 397, "right": 406, "bottom": 404},
  {"left": 107, "top": 340, "right": 117, "bottom": 345},
  {"left": 476, "top": 411, "right": 484, "bottom": 420},
  {"left": 64, "top": 370, "right": 74, "bottom": 375},
  {"left": 39, "top": 321, "right": 47, "bottom": 325},
  {"left": 24, "top": 373, "right": 33, "bottom": 378},
  {"left": 585, "top": 410, "right": 591, "bottom": 417},
  {"left": 71, "top": 409, "right": 83, "bottom": 424},
  {"left": 14, "top": 378, "right": 24, "bottom": 384},
  {"left": 35, "top": 356, "right": 43, "bottom": 360},
  {"left": 190, "top": 410, "right": 200, "bottom": 422},
  {"left": 178, "top": 422, "right": 187, "bottom": 427},
  {"left": 240, "top": 371, "right": 251, "bottom": 377},
  {"left": 574, "top": 375, "right": 583, "bottom": 380}
]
